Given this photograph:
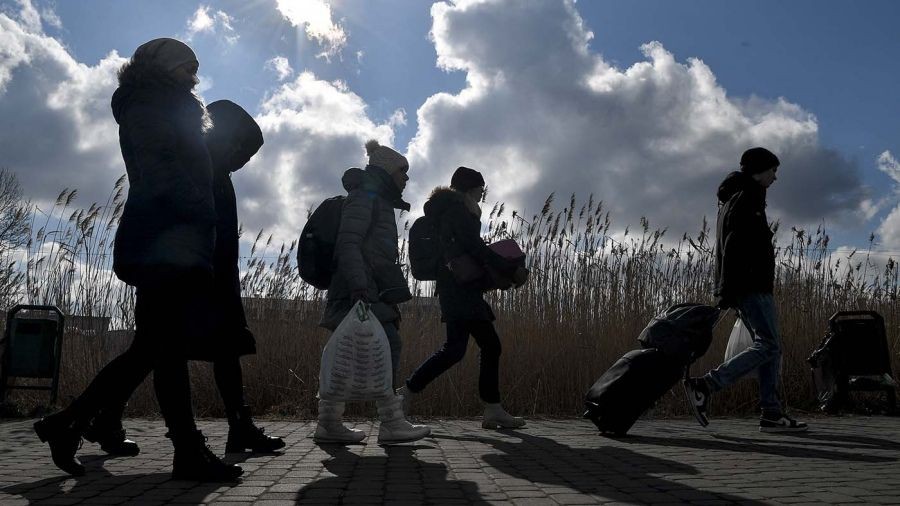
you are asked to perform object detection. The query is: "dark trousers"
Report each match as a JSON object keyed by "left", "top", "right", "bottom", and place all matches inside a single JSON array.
[
  {"left": 406, "top": 320, "right": 502, "bottom": 403},
  {"left": 60, "top": 279, "right": 249, "bottom": 435},
  {"left": 88, "top": 357, "right": 247, "bottom": 430},
  {"left": 60, "top": 284, "right": 198, "bottom": 434}
]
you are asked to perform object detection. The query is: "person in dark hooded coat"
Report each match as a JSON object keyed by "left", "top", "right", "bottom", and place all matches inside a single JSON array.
[
  {"left": 684, "top": 147, "right": 808, "bottom": 433},
  {"left": 33, "top": 38, "right": 242, "bottom": 482},
  {"left": 398, "top": 167, "right": 527, "bottom": 429},
  {"left": 71, "top": 100, "right": 284, "bottom": 458}
]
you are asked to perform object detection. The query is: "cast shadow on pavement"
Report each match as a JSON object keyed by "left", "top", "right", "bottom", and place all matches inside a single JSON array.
[
  {"left": 1, "top": 451, "right": 253, "bottom": 504},
  {"left": 296, "top": 443, "right": 485, "bottom": 504},
  {"left": 626, "top": 433, "right": 897, "bottom": 463},
  {"left": 434, "top": 430, "right": 767, "bottom": 505}
]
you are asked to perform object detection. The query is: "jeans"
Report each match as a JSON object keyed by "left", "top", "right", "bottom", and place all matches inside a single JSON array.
[
  {"left": 405, "top": 320, "right": 502, "bottom": 404},
  {"left": 704, "top": 292, "right": 782, "bottom": 414}
]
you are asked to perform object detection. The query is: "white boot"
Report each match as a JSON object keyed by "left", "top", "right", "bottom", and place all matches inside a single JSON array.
[
  {"left": 482, "top": 403, "right": 526, "bottom": 429},
  {"left": 395, "top": 385, "right": 416, "bottom": 418},
  {"left": 376, "top": 394, "right": 430, "bottom": 445},
  {"left": 314, "top": 400, "right": 366, "bottom": 444}
]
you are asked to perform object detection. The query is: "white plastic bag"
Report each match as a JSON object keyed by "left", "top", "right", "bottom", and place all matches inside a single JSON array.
[
  {"left": 724, "top": 319, "right": 754, "bottom": 362},
  {"left": 318, "top": 301, "right": 393, "bottom": 402}
]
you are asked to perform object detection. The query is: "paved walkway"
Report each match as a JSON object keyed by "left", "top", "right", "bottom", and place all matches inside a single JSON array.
[{"left": 1, "top": 416, "right": 899, "bottom": 505}]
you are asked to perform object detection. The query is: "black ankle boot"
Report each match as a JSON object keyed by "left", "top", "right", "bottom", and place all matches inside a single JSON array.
[
  {"left": 225, "top": 405, "right": 285, "bottom": 453},
  {"left": 84, "top": 424, "right": 140, "bottom": 457},
  {"left": 34, "top": 415, "right": 85, "bottom": 476},
  {"left": 169, "top": 429, "right": 243, "bottom": 482}
]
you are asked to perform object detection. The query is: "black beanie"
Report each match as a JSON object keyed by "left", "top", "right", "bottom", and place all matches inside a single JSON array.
[
  {"left": 740, "top": 147, "right": 780, "bottom": 174},
  {"left": 450, "top": 166, "right": 485, "bottom": 192}
]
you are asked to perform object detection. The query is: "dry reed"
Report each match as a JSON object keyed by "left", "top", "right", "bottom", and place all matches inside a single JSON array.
[{"left": 3, "top": 184, "right": 898, "bottom": 421}]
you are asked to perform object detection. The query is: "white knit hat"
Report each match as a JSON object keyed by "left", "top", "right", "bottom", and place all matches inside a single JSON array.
[
  {"left": 132, "top": 37, "right": 198, "bottom": 72},
  {"left": 365, "top": 140, "right": 408, "bottom": 175}
]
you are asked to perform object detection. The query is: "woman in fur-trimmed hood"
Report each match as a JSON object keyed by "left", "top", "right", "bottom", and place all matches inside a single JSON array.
[
  {"left": 35, "top": 38, "right": 242, "bottom": 484},
  {"left": 399, "top": 166, "right": 527, "bottom": 430}
]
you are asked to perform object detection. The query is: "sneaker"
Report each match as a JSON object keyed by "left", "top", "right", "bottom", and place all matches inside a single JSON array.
[
  {"left": 682, "top": 377, "right": 710, "bottom": 427},
  {"left": 759, "top": 413, "right": 808, "bottom": 433}
]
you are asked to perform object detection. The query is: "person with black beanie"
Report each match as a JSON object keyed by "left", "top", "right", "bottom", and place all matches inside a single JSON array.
[
  {"left": 684, "top": 147, "right": 808, "bottom": 433},
  {"left": 398, "top": 166, "right": 526, "bottom": 429}
]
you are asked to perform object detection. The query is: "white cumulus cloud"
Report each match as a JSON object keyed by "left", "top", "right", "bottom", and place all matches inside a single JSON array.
[
  {"left": 275, "top": 0, "right": 347, "bottom": 59},
  {"left": 875, "top": 151, "right": 900, "bottom": 249},
  {"left": 233, "top": 71, "right": 400, "bottom": 242},
  {"left": 265, "top": 56, "right": 294, "bottom": 82},
  {"left": 0, "top": 5, "right": 126, "bottom": 209},
  {"left": 186, "top": 4, "right": 238, "bottom": 45},
  {"left": 406, "top": 0, "right": 869, "bottom": 240}
]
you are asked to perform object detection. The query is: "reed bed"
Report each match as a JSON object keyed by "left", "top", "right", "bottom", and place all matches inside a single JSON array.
[{"left": 2, "top": 184, "right": 898, "bottom": 420}]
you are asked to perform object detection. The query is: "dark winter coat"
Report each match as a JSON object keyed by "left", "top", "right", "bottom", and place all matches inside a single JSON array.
[
  {"left": 425, "top": 187, "right": 514, "bottom": 322},
  {"left": 713, "top": 171, "right": 776, "bottom": 307},
  {"left": 206, "top": 106, "right": 264, "bottom": 357},
  {"left": 110, "top": 63, "right": 218, "bottom": 360},
  {"left": 111, "top": 66, "right": 216, "bottom": 287},
  {"left": 320, "top": 166, "right": 413, "bottom": 330}
]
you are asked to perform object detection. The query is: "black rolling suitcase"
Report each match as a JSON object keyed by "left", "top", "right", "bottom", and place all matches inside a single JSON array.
[
  {"left": 583, "top": 349, "right": 684, "bottom": 435},
  {"left": 583, "top": 303, "right": 721, "bottom": 435}
]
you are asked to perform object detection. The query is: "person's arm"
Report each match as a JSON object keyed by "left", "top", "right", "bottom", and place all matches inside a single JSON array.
[
  {"left": 444, "top": 204, "right": 515, "bottom": 273},
  {"left": 124, "top": 103, "right": 215, "bottom": 224},
  {"left": 335, "top": 190, "right": 376, "bottom": 298}
]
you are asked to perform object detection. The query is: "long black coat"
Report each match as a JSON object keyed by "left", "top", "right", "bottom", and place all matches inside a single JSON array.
[
  {"left": 713, "top": 171, "right": 776, "bottom": 306},
  {"left": 111, "top": 81, "right": 216, "bottom": 286},
  {"left": 425, "top": 187, "right": 513, "bottom": 322},
  {"left": 111, "top": 69, "right": 218, "bottom": 360},
  {"left": 211, "top": 171, "right": 255, "bottom": 356},
  {"left": 204, "top": 99, "right": 265, "bottom": 357}
]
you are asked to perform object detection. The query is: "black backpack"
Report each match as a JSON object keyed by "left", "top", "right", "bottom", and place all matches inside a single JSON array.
[
  {"left": 637, "top": 303, "right": 721, "bottom": 364},
  {"left": 297, "top": 196, "right": 346, "bottom": 289},
  {"left": 408, "top": 215, "right": 441, "bottom": 281}
]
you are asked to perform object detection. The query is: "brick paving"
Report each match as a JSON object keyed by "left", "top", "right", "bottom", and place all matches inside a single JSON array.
[{"left": 1, "top": 416, "right": 899, "bottom": 505}]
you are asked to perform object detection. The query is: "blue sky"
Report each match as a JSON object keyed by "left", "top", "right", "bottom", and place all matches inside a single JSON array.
[{"left": 2, "top": 0, "right": 899, "bottom": 256}]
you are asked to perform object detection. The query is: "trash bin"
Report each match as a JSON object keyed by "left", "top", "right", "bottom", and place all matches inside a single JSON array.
[{"left": 0, "top": 305, "right": 65, "bottom": 406}]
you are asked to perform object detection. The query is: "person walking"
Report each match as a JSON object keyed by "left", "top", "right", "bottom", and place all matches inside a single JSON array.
[
  {"left": 315, "top": 140, "right": 430, "bottom": 445},
  {"left": 398, "top": 167, "right": 526, "bottom": 429},
  {"left": 33, "top": 38, "right": 243, "bottom": 481},
  {"left": 683, "top": 147, "right": 808, "bottom": 433},
  {"left": 78, "top": 99, "right": 284, "bottom": 457}
]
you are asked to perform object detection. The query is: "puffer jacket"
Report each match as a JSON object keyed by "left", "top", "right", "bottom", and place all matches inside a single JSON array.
[
  {"left": 320, "top": 165, "right": 412, "bottom": 330},
  {"left": 111, "top": 68, "right": 216, "bottom": 287},
  {"left": 426, "top": 187, "right": 514, "bottom": 322},
  {"left": 713, "top": 171, "right": 776, "bottom": 306}
]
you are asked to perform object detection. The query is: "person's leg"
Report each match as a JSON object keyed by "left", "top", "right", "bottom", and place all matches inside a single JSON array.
[
  {"left": 381, "top": 321, "right": 403, "bottom": 388},
  {"left": 704, "top": 294, "right": 781, "bottom": 393},
  {"left": 214, "top": 357, "right": 285, "bottom": 452},
  {"left": 314, "top": 398, "right": 366, "bottom": 444},
  {"left": 470, "top": 321, "right": 525, "bottom": 429},
  {"left": 468, "top": 321, "right": 501, "bottom": 404},
  {"left": 140, "top": 283, "right": 242, "bottom": 481},
  {"left": 685, "top": 293, "right": 781, "bottom": 427},
  {"left": 405, "top": 321, "right": 471, "bottom": 394},
  {"left": 34, "top": 333, "right": 153, "bottom": 473}
]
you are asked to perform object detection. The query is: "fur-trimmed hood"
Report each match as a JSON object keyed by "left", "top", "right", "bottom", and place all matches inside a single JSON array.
[
  {"left": 111, "top": 59, "right": 209, "bottom": 130},
  {"left": 424, "top": 186, "right": 481, "bottom": 219}
]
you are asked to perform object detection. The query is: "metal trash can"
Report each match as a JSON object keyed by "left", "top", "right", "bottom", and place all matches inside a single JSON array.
[{"left": 0, "top": 305, "right": 65, "bottom": 406}]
